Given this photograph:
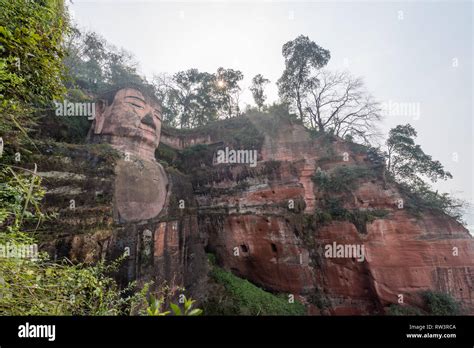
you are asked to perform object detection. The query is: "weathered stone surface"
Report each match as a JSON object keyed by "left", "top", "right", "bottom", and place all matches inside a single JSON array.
[
  {"left": 89, "top": 87, "right": 163, "bottom": 162},
  {"left": 114, "top": 159, "right": 168, "bottom": 222},
  {"left": 36, "top": 87, "right": 208, "bottom": 301},
  {"left": 171, "top": 113, "right": 474, "bottom": 315},
  {"left": 38, "top": 107, "right": 473, "bottom": 315}
]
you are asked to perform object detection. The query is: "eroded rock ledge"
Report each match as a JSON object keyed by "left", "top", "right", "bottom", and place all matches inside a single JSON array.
[{"left": 35, "top": 112, "right": 474, "bottom": 315}]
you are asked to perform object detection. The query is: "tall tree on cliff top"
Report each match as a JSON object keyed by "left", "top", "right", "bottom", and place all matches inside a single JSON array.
[
  {"left": 63, "top": 27, "right": 145, "bottom": 93},
  {"left": 304, "top": 69, "right": 381, "bottom": 144},
  {"left": 215, "top": 67, "right": 244, "bottom": 118},
  {"left": 153, "top": 67, "right": 244, "bottom": 128},
  {"left": 277, "top": 35, "right": 330, "bottom": 122},
  {"left": 250, "top": 74, "right": 270, "bottom": 111},
  {"left": 384, "top": 124, "right": 466, "bottom": 221},
  {"left": 153, "top": 69, "right": 220, "bottom": 129},
  {"left": 386, "top": 124, "right": 452, "bottom": 187}
]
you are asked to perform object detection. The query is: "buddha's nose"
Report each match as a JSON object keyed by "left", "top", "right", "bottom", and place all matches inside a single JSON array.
[{"left": 141, "top": 113, "right": 156, "bottom": 130}]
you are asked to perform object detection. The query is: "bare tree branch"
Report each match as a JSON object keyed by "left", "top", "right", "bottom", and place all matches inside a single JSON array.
[{"left": 303, "top": 69, "right": 382, "bottom": 144}]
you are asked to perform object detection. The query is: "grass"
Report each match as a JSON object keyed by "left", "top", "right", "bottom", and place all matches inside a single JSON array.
[{"left": 204, "top": 259, "right": 306, "bottom": 315}]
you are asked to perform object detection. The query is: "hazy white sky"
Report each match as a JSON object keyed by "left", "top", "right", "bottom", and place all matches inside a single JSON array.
[{"left": 70, "top": 0, "right": 473, "bottom": 230}]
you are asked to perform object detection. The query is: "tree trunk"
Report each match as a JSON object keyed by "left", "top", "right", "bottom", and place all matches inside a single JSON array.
[{"left": 296, "top": 89, "right": 304, "bottom": 121}]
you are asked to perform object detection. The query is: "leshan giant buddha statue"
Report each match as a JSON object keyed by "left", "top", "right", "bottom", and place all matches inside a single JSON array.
[
  {"left": 88, "top": 85, "right": 168, "bottom": 222},
  {"left": 87, "top": 84, "right": 206, "bottom": 297}
]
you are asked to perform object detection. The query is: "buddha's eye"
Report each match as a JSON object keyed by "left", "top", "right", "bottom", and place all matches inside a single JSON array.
[
  {"left": 153, "top": 109, "right": 162, "bottom": 121},
  {"left": 126, "top": 101, "right": 145, "bottom": 110}
]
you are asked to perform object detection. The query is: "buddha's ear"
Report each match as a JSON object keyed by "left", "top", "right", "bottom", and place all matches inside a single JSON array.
[{"left": 93, "top": 99, "right": 107, "bottom": 134}]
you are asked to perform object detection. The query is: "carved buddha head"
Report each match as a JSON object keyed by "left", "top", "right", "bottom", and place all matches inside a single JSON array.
[{"left": 90, "top": 85, "right": 162, "bottom": 161}]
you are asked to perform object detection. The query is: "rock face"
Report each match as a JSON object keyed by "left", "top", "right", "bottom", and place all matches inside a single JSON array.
[
  {"left": 160, "top": 112, "right": 474, "bottom": 315},
  {"left": 37, "top": 105, "right": 473, "bottom": 315},
  {"left": 35, "top": 85, "right": 208, "bottom": 300},
  {"left": 88, "top": 87, "right": 163, "bottom": 162},
  {"left": 114, "top": 159, "right": 168, "bottom": 222},
  {"left": 34, "top": 142, "right": 207, "bottom": 298}
]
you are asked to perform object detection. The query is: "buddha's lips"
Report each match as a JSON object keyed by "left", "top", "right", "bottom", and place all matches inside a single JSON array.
[{"left": 138, "top": 125, "right": 158, "bottom": 137}]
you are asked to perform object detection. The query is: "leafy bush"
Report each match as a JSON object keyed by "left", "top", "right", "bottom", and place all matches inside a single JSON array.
[
  {"left": 0, "top": 0, "right": 68, "bottom": 150},
  {"left": 313, "top": 165, "right": 374, "bottom": 193},
  {"left": 0, "top": 248, "right": 147, "bottom": 315},
  {"left": 386, "top": 291, "right": 463, "bottom": 316},
  {"left": 422, "top": 291, "right": 462, "bottom": 315},
  {"left": 176, "top": 144, "right": 213, "bottom": 172},
  {"left": 0, "top": 165, "right": 147, "bottom": 316},
  {"left": 387, "top": 304, "right": 422, "bottom": 316},
  {"left": 313, "top": 197, "right": 388, "bottom": 234},
  {"left": 146, "top": 295, "right": 202, "bottom": 316},
  {"left": 204, "top": 265, "right": 306, "bottom": 315},
  {"left": 398, "top": 182, "right": 466, "bottom": 223},
  {"left": 310, "top": 289, "right": 331, "bottom": 310},
  {"left": 0, "top": 167, "right": 46, "bottom": 233}
]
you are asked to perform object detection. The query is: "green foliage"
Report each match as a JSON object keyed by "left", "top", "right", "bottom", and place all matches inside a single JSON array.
[
  {"left": 387, "top": 291, "right": 463, "bottom": 316},
  {"left": 155, "top": 143, "right": 179, "bottom": 166},
  {"left": 0, "top": 0, "right": 68, "bottom": 149},
  {"left": 250, "top": 74, "right": 270, "bottom": 111},
  {"left": 153, "top": 67, "right": 244, "bottom": 128},
  {"left": 170, "top": 296, "right": 203, "bottom": 316},
  {"left": 146, "top": 296, "right": 170, "bottom": 316},
  {"left": 310, "top": 288, "right": 331, "bottom": 310},
  {"left": 0, "top": 2, "right": 157, "bottom": 317},
  {"left": 311, "top": 164, "right": 388, "bottom": 233},
  {"left": 38, "top": 88, "right": 92, "bottom": 143},
  {"left": 0, "top": 166, "right": 47, "bottom": 233},
  {"left": 168, "top": 117, "right": 264, "bottom": 173},
  {"left": 146, "top": 293, "right": 202, "bottom": 316},
  {"left": 313, "top": 165, "right": 374, "bottom": 193},
  {"left": 0, "top": 164, "right": 147, "bottom": 316},
  {"left": 399, "top": 182, "right": 466, "bottom": 222},
  {"left": 422, "top": 291, "right": 462, "bottom": 315},
  {"left": 0, "top": 0, "right": 67, "bottom": 108},
  {"left": 386, "top": 124, "right": 452, "bottom": 186},
  {"left": 206, "top": 252, "right": 217, "bottom": 265},
  {"left": 0, "top": 248, "right": 147, "bottom": 315},
  {"left": 154, "top": 69, "right": 218, "bottom": 128},
  {"left": 177, "top": 144, "right": 213, "bottom": 172},
  {"left": 382, "top": 124, "right": 465, "bottom": 223},
  {"left": 63, "top": 26, "right": 145, "bottom": 94},
  {"left": 277, "top": 35, "right": 330, "bottom": 120},
  {"left": 40, "top": 25, "right": 151, "bottom": 143},
  {"left": 387, "top": 304, "right": 422, "bottom": 316},
  {"left": 312, "top": 197, "right": 388, "bottom": 234},
  {"left": 204, "top": 266, "right": 306, "bottom": 315},
  {"left": 215, "top": 67, "right": 244, "bottom": 119}
]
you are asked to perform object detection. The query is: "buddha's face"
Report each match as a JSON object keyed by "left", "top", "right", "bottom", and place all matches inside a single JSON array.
[{"left": 93, "top": 88, "right": 162, "bottom": 160}]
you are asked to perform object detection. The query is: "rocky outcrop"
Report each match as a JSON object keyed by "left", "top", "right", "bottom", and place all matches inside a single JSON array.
[
  {"left": 159, "top": 112, "right": 473, "bottom": 315},
  {"left": 32, "top": 142, "right": 207, "bottom": 300},
  {"left": 35, "top": 109, "right": 473, "bottom": 315}
]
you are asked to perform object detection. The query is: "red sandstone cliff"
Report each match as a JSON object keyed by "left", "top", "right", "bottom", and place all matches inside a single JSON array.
[
  {"left": 180, "top": 113, "right": 474, "bottom": 315},
  {"left": 36, "top": 113, "right": 473, "bottom": 315}
]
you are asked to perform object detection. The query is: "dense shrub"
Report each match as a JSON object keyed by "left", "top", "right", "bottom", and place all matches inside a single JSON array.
[
  {"left": 204, "top": 262, "right": 305, "bottom": 315},
  {"left": 386, "top": 291, "right": 463, "bottom": 316},
  {"left": 398, "top": 182, "right": 466, "bottom": 223},
  {"left": 0, "top": 250, "right": 148, "bottom": 315},
  {"left": 387, "top": 305, "right": 422, "bottom": 316},
  {"left": 422, "top": 291, "right": 462, "bottom": 315},
  {"left": 313, "top": 197, "right": 388, "bottom": 234},
  {"left": 312, "top": 165, "right": 374, "bottom": 193}
]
